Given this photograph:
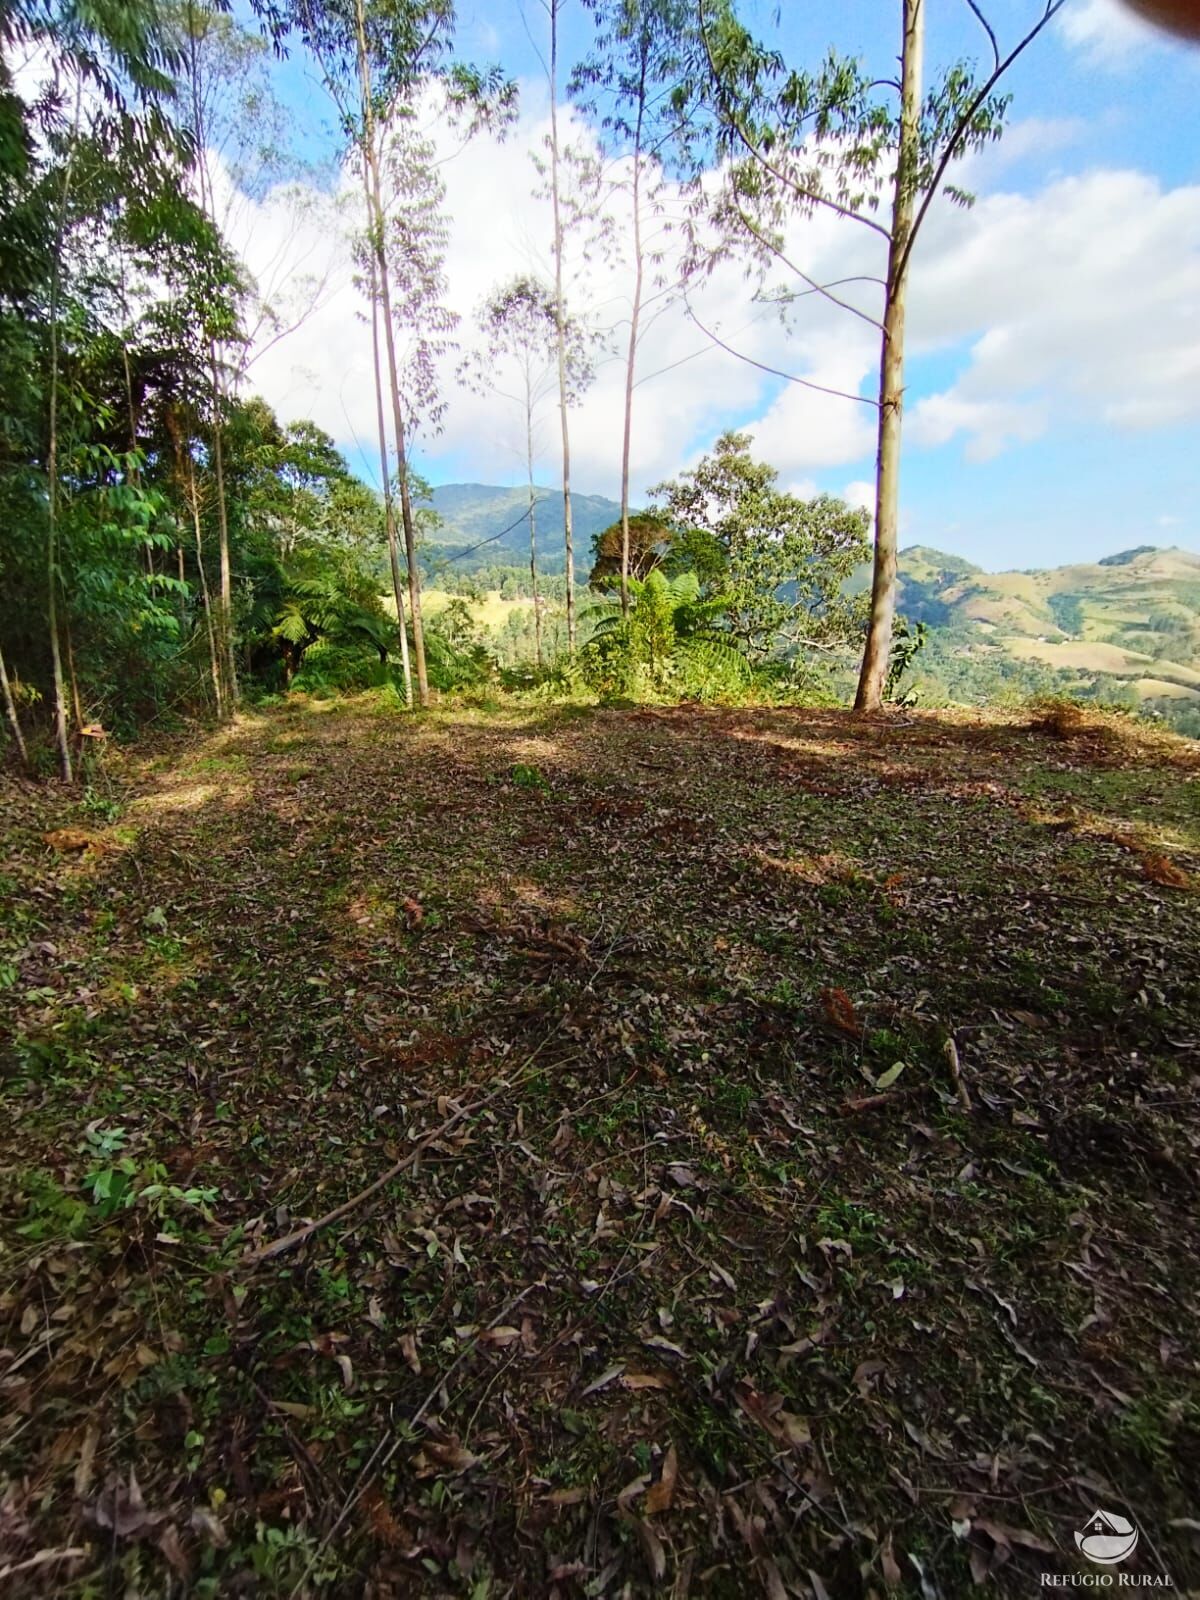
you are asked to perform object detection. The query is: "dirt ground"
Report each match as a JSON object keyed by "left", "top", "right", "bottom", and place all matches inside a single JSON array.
[{"left": 1, "top": 697, "right": 1198, "bottom": 1596}]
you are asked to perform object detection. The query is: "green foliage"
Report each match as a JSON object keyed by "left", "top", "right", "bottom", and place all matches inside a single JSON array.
[
  {"left": 422, "top": 596, "right": 494, "bottom": 692},
  {"left": 581, "top": 568, "right": 751, "bottom": 701},
  {"left": 885, "top": 617, "right": 927, "bottom": 705},
  {"left": 650, "top": 431, "right": 870, "bottom": 663},
  {"left": 1047, "top": 592, "right": 1085, "bottom": 637}
]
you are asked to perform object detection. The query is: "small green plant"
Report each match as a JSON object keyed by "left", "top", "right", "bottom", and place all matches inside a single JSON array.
[
  {"left": 80, "top": 1126, "right": 218, "bottom": 1225},
  {"left": 79, "top": 785, "right": 122, "bottom": 822},
  {"left": 510, "top": 762, "right": 548, "bottom": 790}
]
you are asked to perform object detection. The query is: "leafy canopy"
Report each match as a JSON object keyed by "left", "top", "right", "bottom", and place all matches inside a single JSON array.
[{"left": 651, "top": 431, "right": 869, "bottom": 659}]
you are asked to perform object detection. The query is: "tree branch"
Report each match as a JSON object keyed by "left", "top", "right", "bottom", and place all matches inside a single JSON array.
[
  {"left": 898, "top": 0, "right": 1067, "bottom": 284},
  {"left": 684, "top": 291, "right": 879, "bottom": 408},
  {"left": 962, "top": 0, "right": 1001, "bottom": 73},
  {"left": 696, "top": 0, "right": 892, "bottom": 242},
  {"left": 730, "top": 203, "right": 885, "bottom": 331}
]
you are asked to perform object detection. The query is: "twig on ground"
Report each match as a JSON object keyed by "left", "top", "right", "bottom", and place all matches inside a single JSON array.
[
  {"left": 945, "top": 1036, "right": 972, "bottom": 1112},
  {"left": 0, "top": 1548, "right": 89, "bottom": 1582}
]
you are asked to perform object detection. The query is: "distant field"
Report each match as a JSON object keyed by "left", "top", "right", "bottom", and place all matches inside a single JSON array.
[
  {"left": 421, "top": 587, "right": 530, "bottom": 631},
  {"left": 1131, "top": 677, "right": 1200, "bottom": 702},
  {"left": 1008, "top": 636, "right": 1200, "bottom": 687},
  {"left": 381, "top": 587, "right": 532, "bottom": 632}
]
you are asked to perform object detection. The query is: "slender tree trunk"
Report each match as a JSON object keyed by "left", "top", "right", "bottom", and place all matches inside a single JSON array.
[
  {"left": 855, "top": 0, "right": 924, "bottom": 713},
  {"left": 527, "top": 406, "right": 542, "bottom": 667},
  {"left": 208, "top": 342, "right": 238, "bottom": 713},
  {"left": 185, "top": 449, "right": 224, "bottom": 718},
  {"left": 619, "top": 73, "right": 648, "bottom": 620},
  {"left": 548, "top": 0, "right": 576, "bottom": 653},
  {"left": 0, "top": 643, "right": 28, "bottom": 767},
  {"left": 369, "top": 251, "right": 413, "bottom": 708},
  {"left": 65, "top": 617, "right": 84, "bottom": 732},
  {"left": 352, "top": 0, "right": 429, "bottom": 706},
  {"left": 186, "top": 9, "right": 237, "bottom": 716},
  {"left": 46, "top": 89, "right": 81, "bottom": 784}
]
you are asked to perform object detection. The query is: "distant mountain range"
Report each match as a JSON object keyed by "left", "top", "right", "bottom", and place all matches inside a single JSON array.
[
  {"left": 887, "top": 543, "right": 1200, "bottom": 711},
  {"left": 420, "top": 482, "right": 623, "bottom": 569}
]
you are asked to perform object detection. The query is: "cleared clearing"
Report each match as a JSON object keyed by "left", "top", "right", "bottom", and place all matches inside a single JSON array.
[{"left": 2, "top": 700, "right": 1198, "bottom": 1596}]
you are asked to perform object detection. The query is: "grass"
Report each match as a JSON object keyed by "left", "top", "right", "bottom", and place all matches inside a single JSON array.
[{"left": 1, "top": 696, "right": 1198, "bottom": 1595}]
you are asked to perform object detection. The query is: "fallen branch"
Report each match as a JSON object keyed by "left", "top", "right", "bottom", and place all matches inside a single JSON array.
[
  {"left": 836, "top": 1089, "right": 913, "bottom": 1116},
  {"left": 241, "top": 1037, "right": 574, "bottom": 1268},
  {"left": 240, "top": 1093, "right": 489, "bottom": 1267},
  {"left": 0, "top": 1548, "right": 89, "bottom": 1582},
  {"left": 945, "top": 1036, "right": 972, "bottom": 1112}
]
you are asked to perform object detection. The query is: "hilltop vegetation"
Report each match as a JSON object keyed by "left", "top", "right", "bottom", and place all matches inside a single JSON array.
[{"left": 417, "top": 494, "right": 1200, "bottom": 733}]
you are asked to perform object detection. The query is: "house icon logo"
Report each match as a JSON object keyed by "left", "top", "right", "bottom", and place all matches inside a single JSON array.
[{"left": 1075, "top": 1509, "right": 1139, "bottom": 1564}]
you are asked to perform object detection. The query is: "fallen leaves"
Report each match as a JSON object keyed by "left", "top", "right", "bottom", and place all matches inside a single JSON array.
[
  {"left": 4, "top": 698, "right": 1200, "bottom": 1598},
  {"left": 42, "top": 827, "right": 113, "bottom": 855}
]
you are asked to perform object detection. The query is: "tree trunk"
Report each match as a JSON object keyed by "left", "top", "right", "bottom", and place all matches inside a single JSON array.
[
  {"left": 0, "top": 643, "right": 28, "bottom": 767},
  {"left": 65, "top": 616, "right": 84, "bottom": 733},
  {"left": 352, "top": 0, "right": 429, "bottom": 706},
  {"left": 186, "top": 449, "right": 225, "bottom": 718},
  {"left": 527, "top": 410, "right": 542, "bottom": 667},
  {"left": 186, "top": 10, "right": 237, "bottom": 718},
  {"left": 619, "top": 69, "right": 648, "bottom": 621},
  {"left": 855, "top": 0, "right": 924, "bottom": 713},
  {"left": 369, "top": 251, "right": 414, "bottom": 709},
  {"left": 46, "top": 99, "right": 79, "bottom": 784},
  {"left": 548, "top": 0, "right": 576, "bottom": 654},
  {"left": 208, "top": 341, "right": 238, "bottom": 715}
]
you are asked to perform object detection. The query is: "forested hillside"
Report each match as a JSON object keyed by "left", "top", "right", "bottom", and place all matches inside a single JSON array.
[
  {"left": 893, "top": 544, "right": 1200, "bottom": 735},
  {"left": 421, "top": 483, "right": 624, "bottom": 568}
]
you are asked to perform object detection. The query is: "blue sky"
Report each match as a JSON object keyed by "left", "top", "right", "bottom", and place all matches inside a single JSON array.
[{"left": 242, "top": 0, "right": 1200, "bottom": 573}]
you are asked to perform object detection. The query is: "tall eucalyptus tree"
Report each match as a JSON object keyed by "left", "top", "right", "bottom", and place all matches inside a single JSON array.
[{"left": 693, "top": 0, "right": 1065, "bottom": 710}]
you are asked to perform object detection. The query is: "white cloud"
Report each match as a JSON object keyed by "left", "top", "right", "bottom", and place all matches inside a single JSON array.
[
  {"left": 236, "top": 90, "right": 876, "bottom": 496},
  {"left": 904, "top": 168, "right": 1200, "bottom": 457},
  {"left": 232, "top": 96, "right": 1200, "bottom": 499},
  {"left": 842, "top": 479, "right": 875, "bottom": 514},
  {"left": 1057, "top": 0, "right": 1164, "bottom": 66}
]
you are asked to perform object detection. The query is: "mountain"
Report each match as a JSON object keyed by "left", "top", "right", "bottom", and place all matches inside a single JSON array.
[
  {"left": 420, "top": 482, "right": 624, "bottom": 569},
  {"left": 894, "top": 543, "right": 1200, "bottom": 721}
]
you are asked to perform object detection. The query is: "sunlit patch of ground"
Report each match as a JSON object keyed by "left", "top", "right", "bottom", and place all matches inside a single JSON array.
[{"left": 1, "top": 698, "right": 1197, "bottom": 1597}]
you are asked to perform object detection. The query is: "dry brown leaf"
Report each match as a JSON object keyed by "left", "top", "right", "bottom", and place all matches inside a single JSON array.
[
  {"left": 819, "top": 985, "right": 862, "bottom": 1038},
  {"left": 190, "top": 1507, "right": 229, "bottom": 1549},
  {"left": 633, "top": 1517, "right": 667, "bottom": 1580},
  {"left": 880, "top": 1533, "right": 903, "bottom": 1589},
  {"left": 157, "top": 1523, "right": 189, "bottom": 1577},
  {"left": 416, "top": 1438, "right": 478, "bottom": 1475},
  {"left": 975, "top": 1517, "right": 1055, "bottom": 1554},
  {"left": 477, "top": 1325, "right": 522, "bottom": 1348},
  {"left": 88, "top": 1470, "right": 168, "bottom": 1540},
  {"left": 580, "top": 1362, "right": 625, "bottom": 1398},
  {"left": 778, "top": 1411, "right": 812, "bottom": 1449},
  {"left": 74, "top": 1422, "right": 100, "bottom": 1498},
  {"left": 1140, "top": 853, "right": 1192, "bottom": 889},
  {"left": 44, "top": 828, "right": 106, "bottom": 853},
  {"left": 544, "top": 1486, "right": 588, "bottom": 1506},
  {"left": 644, "top": 1444, "right": 678, "bottom": 1515}
]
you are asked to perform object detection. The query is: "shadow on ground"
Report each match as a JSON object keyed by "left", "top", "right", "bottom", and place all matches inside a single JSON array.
[{"left": 1, "top": 697, "right": 1198, "bottom": 1596}]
